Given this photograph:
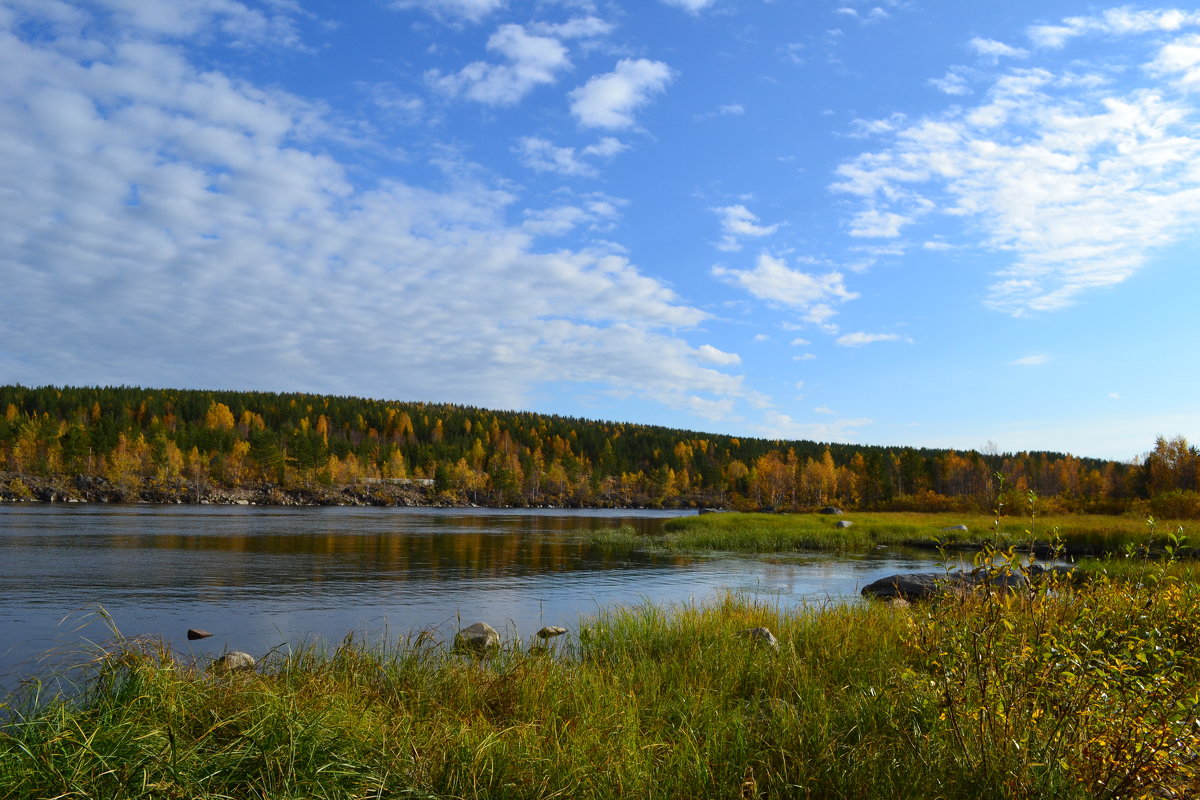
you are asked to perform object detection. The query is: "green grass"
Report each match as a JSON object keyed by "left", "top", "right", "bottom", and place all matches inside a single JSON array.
[
  {"left": 651, "top": 511, "right": 1195, "bottom": 556},
  {"left": 5, "top": 563, "right": 1200, "bottom": 799}
]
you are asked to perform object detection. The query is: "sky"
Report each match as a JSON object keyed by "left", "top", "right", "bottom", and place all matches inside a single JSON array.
[{"left": 2, "top": 0, "right": 1199, "bottom": 461}]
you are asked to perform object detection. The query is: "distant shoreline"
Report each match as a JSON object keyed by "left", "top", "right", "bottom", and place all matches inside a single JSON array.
[{"left": 0, "top": 471, "right": 700, "bottom": 510}]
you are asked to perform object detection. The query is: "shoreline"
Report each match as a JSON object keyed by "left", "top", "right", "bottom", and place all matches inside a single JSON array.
[{"left": 0, "top": 471, "right": 702, "bottom": 510}]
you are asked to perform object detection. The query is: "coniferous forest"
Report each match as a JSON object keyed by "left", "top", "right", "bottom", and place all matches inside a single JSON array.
[{"left": 1, "top": 384, "right": 1197, "bottom": 515}]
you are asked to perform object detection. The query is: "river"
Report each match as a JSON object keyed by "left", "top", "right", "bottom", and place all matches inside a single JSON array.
[{"left": 0, "top": 504, "right": 942, "bottom": 689}]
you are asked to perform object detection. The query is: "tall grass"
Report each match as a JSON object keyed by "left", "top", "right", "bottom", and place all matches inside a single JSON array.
[
  {"left": 655, "top": 512, "right": 1195, "bottom": 556},
  {"left": 5, "top": 560, "right": 1200, "bottom": 799}
]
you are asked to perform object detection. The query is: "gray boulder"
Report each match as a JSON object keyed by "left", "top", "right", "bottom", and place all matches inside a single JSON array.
[
  {"left": 455, "top": 621, "right": 500, "bottom": 651},
  {"left": 835, "top": 520, "right": 853, "bottom": 529},
  {"left": 861, "top": 572, "right": 956, "bottom": 600},
  {"left": 941, "top": 524, "right": 969, "bottom": 532},
  {"left": 862, "top": 568, "right": 1037, "bottom": 600},
  {"left": 213, "top": 651, "right": 256, "bottom": 671},
  {"left": 818, "top": 506, "right": 844, "bottom": 515},
  {"left": 738, "top": 627, "right": 779, "bottom": 649},
  {"left": 536, "top": 625, "right": 568, "bottom": 640}
]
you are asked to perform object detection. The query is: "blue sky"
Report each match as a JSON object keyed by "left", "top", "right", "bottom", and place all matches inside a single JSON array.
[{"left": 2, "top": 0, "right": 1198, "bottom": 460}]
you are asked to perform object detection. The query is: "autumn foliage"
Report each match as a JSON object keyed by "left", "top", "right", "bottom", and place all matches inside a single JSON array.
[{"left": 0, "top": 385, "right": 1194, "bottom": 512}]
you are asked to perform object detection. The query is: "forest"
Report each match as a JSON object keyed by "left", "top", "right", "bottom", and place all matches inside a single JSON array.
[{"left": 0, "top": 384, "right": 1197, "bottom": 515}]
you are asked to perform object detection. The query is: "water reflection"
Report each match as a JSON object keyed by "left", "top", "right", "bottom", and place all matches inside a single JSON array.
[{"left": 0, "top": 505, "right": 939, "bottom": 689}]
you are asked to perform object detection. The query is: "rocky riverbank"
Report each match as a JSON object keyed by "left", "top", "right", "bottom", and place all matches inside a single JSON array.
[
  {"left": 0, "top": 471, "right": 700, "bottom": 509},
  {"left": 0, "top": 471, "right": 439, "bottom": 507}
]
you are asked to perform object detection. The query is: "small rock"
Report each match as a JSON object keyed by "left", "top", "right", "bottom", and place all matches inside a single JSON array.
[
  {"left": 187, "top": 628, "right": 213, "bottom": 640},
  {"left": 888, "top": 597, "right": 911, "bottom": 609},
  {"left": 835, "top": 520, "right": 853, "bottom": 529},
  {"left": 861, "top": 572, "right": 957, "bottom": 601},
  {"left": 818, "top": 506, "right": 844, "bottom": 515},
  {"left": 213, "top": 651, "right": 256, "bottom": 671},
  {"left": 536, "top": 626, "right": 568, "bottom": 639},
  {"left": 738, "top": 627, "right": 779, "bottom": 649},
  {"left": 941, "top": 524, "right": 969, "bottom": 532},
  {"left": 455, "top": 621, "right": 500, "bottom": 652}
]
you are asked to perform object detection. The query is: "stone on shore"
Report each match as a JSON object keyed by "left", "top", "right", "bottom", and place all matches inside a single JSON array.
[
  {"left": 738, "top": 627, "right": 779, "bottom": 649},
  {"left": 187, "top": 628, "right": 213, "bottom": 640},
  {"left": 455, "top": 621, "right": 500, "bottom": 651},
  {"left": 536, "top": 626, "right": 568, "bottom": 639},
  {"left": 861, "top": 572, "right": 955, "bottom": 600},
  {"left": 213, "top": 651, "right": 256, "bottom": 671},
  {"left": 862, "top": 567, "right": 1046, "bottom": 601}
]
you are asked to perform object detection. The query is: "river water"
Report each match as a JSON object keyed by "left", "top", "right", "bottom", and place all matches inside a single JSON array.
[{"left": 0, "top": 504, "right": 941, "bottom": 688}]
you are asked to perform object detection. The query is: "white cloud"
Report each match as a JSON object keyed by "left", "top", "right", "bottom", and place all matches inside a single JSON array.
[
  {"left": 928, "top": 67, "right": 972, "bottom": 96},
  {"left": 1150, "top": 33, "right": 1200, "bottom": 89},
  {"left": 515, "top": 136, "right": 627, "bottom": 177},
  {"left": 793, "top": 353, "right": 817, "bottom": 361},
  {"left": 713, "top": 204, "right": 780, "bottom": 251},
  {"left": 1028, "top": 9, "right": 1200, "bottom": 50},
  {"left": 834, "top": 26, "right": 1200, "bottom": 314},
  {"left": 712, "top": 254, "right": 858, "bottom": 321},
  {"left": 694, "top": 102, "right": 745, "bottom": 121},
  {"left": 427, "top": 23, "right": 573, "bottom": 105},
  {"left": 969, "top": 37, "right": 1028, "bottom": 61},
  {"left": 836, "top": 332, "right": 901, "bottom": 347},
  {"left": 697, "top": 344, "right": 741, "bottom": 365},
  {"left": 813, "top": 406, "right": 836, "bottom": 415},
  {"left": 0, "top": 5, "right": 753, "bottom": 420},
  {"left": 754, "top": 333, "right": 770, "bottom": 342},
  {"left": 388, "top": 0, "right": 505, "bottom": 24},
  {"left": 521, "top": 196, "right": 621, "bottom": 235},
  {"left": 1109, "top": 392, "right": 1121, "bottom": 400},
  {"left": 86, "top": 0, "right": 306, "bottom": 47},
  {"left": 530, "top": 17, "right": 613, "bottom": 39},
  {"left": 1009, "top": 354, "right": 1052, "bottom": 366},
  {"left": 789, "top": 337, "right": 810, "bottom": 346},
  {"left": 569, "top": 58, "right": 674, "bottom": 129},
  {"left": 660, "top": 0, "right": 717, "bottom": 13},
  {"left": 848, "top": 208, "right": 910, "bottom": 238}
]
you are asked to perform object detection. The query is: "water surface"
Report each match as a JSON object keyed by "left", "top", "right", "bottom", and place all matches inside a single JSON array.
[{"left": 0, "top": 504, "right": 940, "bottom": 686}]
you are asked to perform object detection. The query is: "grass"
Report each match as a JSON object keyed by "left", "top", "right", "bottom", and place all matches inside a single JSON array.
[
  {"left": 647, "top": 511, "right": 1196, "bottom": 556},
  {"left": 4, "top": 555, "right": 1200, "bottom": 799}
]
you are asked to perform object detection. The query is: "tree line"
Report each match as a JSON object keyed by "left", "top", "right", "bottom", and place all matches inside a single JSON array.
[{"left": 1, "top": 385, "right": 1196, "bottom": 515}]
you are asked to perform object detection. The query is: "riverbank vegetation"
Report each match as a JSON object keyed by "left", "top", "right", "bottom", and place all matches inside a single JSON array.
[
  {"left": 2, "top": 385, "right": 1198, "bottom": 515},
  {"left": 3, "top": 553, "right": 1197, "bottom": 799},
  {"left": 652, "top": 511, "right": 1196, "bottom": 557}
]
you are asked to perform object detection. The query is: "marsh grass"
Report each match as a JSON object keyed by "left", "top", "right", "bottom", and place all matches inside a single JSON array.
[
  {"left": 658, "top": 512, "right": 1195, "bottom": 556},
  {"left": 4, "top": 562, "right": 1200, "bottom": 799}
]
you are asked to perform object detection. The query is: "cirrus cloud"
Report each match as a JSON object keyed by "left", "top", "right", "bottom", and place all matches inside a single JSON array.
[{"left": 834, "top": 17, "right": 1200, "bottom": 315}]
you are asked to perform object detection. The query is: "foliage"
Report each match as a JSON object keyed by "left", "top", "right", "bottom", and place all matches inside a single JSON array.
[{"left": 0, "top": 384, "right": 1189, "bottom": 512}]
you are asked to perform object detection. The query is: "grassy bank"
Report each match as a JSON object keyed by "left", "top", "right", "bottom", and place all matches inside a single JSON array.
[
  {"left": 647, "top": 511, "right": 1195, "bottom": 556},
  {"left": 3, "top": 561, "right": 1198, "bottom": 799}
]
